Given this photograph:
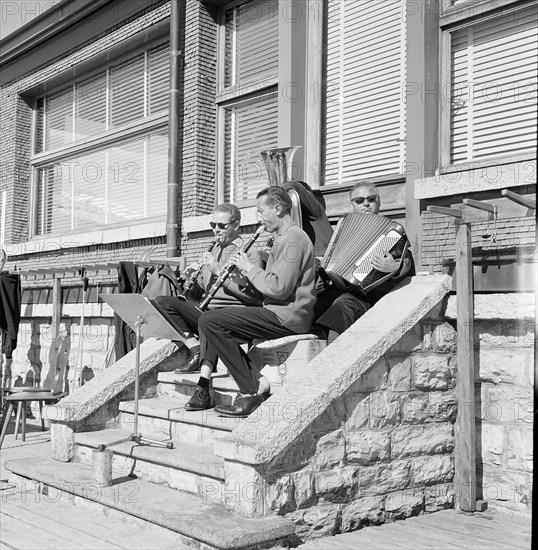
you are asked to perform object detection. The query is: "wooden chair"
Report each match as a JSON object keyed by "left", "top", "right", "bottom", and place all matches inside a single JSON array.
[
  {"left": 0, "top": 336, "right": 69, "bottom": 448},
  {"left": 0, "top": 389, "right": 66, "bottom": 447}
]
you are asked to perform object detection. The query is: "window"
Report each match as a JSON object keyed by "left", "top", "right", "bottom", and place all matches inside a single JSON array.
[
  {"left": 217, "top": 0, "right": 279, "bottom": 204},
  {"left": 448, "top": 5, "right": 537, "bottom": 165},
  {"left": 32, "top": 42, "right": 169, "bottom": 236},
  {"left": 323, "top": 0, "right": 407, "bottom": 185}
]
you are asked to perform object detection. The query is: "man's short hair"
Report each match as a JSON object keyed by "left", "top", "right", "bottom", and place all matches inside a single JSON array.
[
  {"left": 214, "top": 203, "right": 241, "bottom": 224},
  {"left": 349, "top": 181, "right": 380, "bottom": 198},
  {"left": 257, "top": 186, "right": 292, "bottom": 215}
]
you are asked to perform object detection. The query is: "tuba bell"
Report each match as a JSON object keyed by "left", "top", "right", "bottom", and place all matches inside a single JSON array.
[{"left": 260, "top": 146, "right": 303, "bottom": 228}]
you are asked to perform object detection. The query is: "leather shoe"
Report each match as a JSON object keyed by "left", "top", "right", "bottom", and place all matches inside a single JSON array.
[
  {"left": 215, "top": 393, "right": 268, "bottom": 417},
  {"left": 175, "top": 353, "right": 200, "bottom": 374},
  {"left": 185, "top": 386, "right": 212, "bottom": 411}
]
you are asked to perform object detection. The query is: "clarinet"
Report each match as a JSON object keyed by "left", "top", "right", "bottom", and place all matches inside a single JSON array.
[
  {"left": 182, "top": 239, "right": 218, "bottom": 299},
  {"left": 198, "top": 225, "right": 265, "bottom": 311}
]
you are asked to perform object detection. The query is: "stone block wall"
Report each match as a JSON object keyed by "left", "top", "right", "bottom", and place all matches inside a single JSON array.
[
  {"left": 475, "top": 315, "right": 533, "bottom": 513},
  {"left": 220, "top": 313, "right": 458, "bottom": 541}
]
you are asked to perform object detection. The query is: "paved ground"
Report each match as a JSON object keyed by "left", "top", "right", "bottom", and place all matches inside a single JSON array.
[{"left": 0, "top": 416, "right": 532, "bottom": 550}]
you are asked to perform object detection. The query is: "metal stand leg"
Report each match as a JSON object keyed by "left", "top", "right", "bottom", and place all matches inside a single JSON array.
[{"left": 99, "top": 316, "right": 173, "bottom": 451}]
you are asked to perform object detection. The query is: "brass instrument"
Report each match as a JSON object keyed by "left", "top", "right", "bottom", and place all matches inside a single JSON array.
[
  {"left": 198, "top": 225, "right": 265, "bottom": 311},
  {"left": 260, "top": 146, "right": 303, "bottom": 228},
  {"left": 182, "top": 239, "right": 217, "bottom": 299}
]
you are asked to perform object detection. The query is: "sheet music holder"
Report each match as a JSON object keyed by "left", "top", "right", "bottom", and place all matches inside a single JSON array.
[{"left": 99, "top": 294, "right": 187, "bottom": 450}]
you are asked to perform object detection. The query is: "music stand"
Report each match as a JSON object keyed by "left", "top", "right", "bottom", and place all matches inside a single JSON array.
[{"left": 99, "top": 294, "right": 188, "bottom": 450}]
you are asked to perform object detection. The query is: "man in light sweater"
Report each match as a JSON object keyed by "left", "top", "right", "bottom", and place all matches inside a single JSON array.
[{"left": 188, "top": 186, "right": 316, "bottom": 417}]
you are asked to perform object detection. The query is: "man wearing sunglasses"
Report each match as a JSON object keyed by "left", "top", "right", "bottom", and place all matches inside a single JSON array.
[
  {"left": 312, "top": 181, "right": 415, "bottom": 338},
  {"left": 189, "top": 186, "right": 316, "bottom": 417},
  {"left": 153, "top": 204, "right": 262, "bottom": 390}
]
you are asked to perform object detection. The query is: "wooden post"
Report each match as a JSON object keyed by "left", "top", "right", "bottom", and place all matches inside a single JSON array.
[
  {"left": 51, "top": 278, "right": 61, "bottom": 341},
  {"left": 454, "top": 219, "right": 476, "bottom": 511}
]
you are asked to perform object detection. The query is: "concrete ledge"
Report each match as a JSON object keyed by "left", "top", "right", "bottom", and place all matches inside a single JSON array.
[
  {"left": 446, "top": 293, "right": 535, "bottom": 320},
  {"left": 46, "top": 338, "right": 177, "bottom": 422},
  {"left": 214, "top": 274, "right": 452, "bottom": 465},
  {"left": 5, "top": 457, "right": 295, "bottom": 550},
  {"left": 414, "top": 160, "right": 536, "bottom": 199}
]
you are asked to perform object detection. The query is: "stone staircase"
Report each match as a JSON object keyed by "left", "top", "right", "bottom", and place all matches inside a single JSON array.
[
  {"left": 6, "top": 337, "right": 325, "bottom": 550},
  {"left": 5, "top": 275, "right": 454, "bottom": 549}
]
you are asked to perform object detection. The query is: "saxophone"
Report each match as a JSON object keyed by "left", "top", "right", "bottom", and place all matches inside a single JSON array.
[{"left": 198, "top": 225, "right": 265, "bottom": 311}]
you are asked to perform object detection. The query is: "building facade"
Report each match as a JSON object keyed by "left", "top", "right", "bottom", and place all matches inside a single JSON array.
[{"left": 0, "top": 0, "right": 535, "bottom": 516}]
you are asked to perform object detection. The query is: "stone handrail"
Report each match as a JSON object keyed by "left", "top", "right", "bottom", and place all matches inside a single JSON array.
[
  {"left": 213, "top": 274, "right": 452, "bottom": 466},
  {"left": 46, "top": 338, "right": 178, "bottom": 423}
]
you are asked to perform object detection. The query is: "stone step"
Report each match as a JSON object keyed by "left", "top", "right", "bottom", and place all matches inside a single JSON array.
[
  {"left": 75, "top": 428, "right": 225, "bottom": 502},
  {"left": 157, "top": 371, "right": 240, "bottom": 405},
  {"left": 5, "top": 456, "right": 295, "bottom": 550},
  {"left": 118, "top": 397, "right": 244, "bottom": 445}
]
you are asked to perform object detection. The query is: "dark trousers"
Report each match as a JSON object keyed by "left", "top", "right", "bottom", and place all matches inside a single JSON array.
[
  {"left": 198, "top": 307, "right": 296, "bottom": 394},
  {"left": 0, "top": 273, "right": 22, "bottom": 358},
  {"left": 314, "top": 286, "right": 370, "bottom": 335},
  {"left": 153, "top": 296, "right": 202, "bottom": 337}
]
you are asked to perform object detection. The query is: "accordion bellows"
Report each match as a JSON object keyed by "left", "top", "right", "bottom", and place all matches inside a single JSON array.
[{"left": 321, "top": 213, "right": 410, "bottom": 294}]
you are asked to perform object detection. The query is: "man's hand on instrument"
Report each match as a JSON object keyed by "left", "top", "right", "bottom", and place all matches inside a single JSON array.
[
  {"left": 230, "top": 251, "right": 254, "bottom": 274},
  {"left": 229, "top": 269, "right": 249, "bottom": 287},
  {"left": 182, "top": 264, "right": 199, "bottom": 279},
  {"left": 201, "top": 252, "right": 219, "bottom": 274},
  {"left": 371, "top": 252, "right": 399, "bottom": 274}
]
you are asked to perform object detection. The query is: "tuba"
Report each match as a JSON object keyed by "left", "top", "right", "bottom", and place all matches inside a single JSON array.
[{"left": 260, "top": 146, "right": 303, "bottom": 228}]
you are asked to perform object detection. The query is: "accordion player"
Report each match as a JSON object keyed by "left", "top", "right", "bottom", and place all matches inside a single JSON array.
[{"left": 320, "top": 212, "right": 412, "bottom": 295}]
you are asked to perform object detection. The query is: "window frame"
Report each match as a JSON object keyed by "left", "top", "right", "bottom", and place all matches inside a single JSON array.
[
  {"left": 29, "top": 40, "right": 170, "bottom": 239},
  {"left": 438, "top": 0, "right": 537, "bottom": 172},
  {"left": 215, "top": 0, "right": 280, "bottom": 206}
]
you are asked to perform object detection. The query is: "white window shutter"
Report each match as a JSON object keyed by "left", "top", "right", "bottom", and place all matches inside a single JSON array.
[
  {"left": 149, "top": 44, "right": 170, "bottom": 115},
  {"left": 225, "top": 0, "right": 279, "bottom": 87},
  {"left": 45, "top": 87, "right": 74, "bottom": 150},
  {"left": 224, "top": 92, "right": 278, "bottom": 203},
  {"left": 75, "top": 73, "right": 107, "bottom": 141},
  {"left": 325, "top": 0, "right": 407, "bottom": 185},
  {"left": 450, "top": 6, "right": 538, "bottom": 163},
  {"left": 109, "top": 54, "right": 145, "bottom": 129}
]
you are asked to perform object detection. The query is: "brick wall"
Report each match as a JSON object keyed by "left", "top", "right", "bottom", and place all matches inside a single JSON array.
[
  {"left": 421, "top": 212, "right": 535, "bottom": 274},
  {"left": 475, "top": 317, "right": 533, "bottom": 513},
  {"left": 180, "top": 0, "right": 217, "bottom": 221}
]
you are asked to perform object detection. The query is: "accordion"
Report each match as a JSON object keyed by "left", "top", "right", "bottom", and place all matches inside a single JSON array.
[{"left": 321, "top": 213, "right": 410, "bottom": 294}]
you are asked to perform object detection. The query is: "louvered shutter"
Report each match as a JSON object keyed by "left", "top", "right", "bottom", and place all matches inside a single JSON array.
[
  {"left": 222, "top": 0, "right": 279, "bottom": 202},
  {"left": 224, "top": 92, "right": 278, "bottom": 203},
  {"left": 110, "top": 54, "right": 145, "bottom": 129},
  {"left": 75, "top": 73, "right": 107, "bottom": 140},
  {"left": 450, "top": 7, "right": 538, "bottom": 163},
  {"left": 108, "top": 140, "right": 145, "bottom": 222},
  {"left": 147, "top": 132, "right": 168, "bottom": 216},
  {"left": 324, "top": 0, "right": 407, "bottom": 185},
  {"left": 72, "top": 151, "right": 107, "bottom": 230},
  {"left": 149, "top": 44, "right": 169, "bottom": 115},
  {"left": 45, "top": 87, "right": 74, "bottom": 150},
  {"left": 225, "top": 0, "right": 279, "bottom": 87}
]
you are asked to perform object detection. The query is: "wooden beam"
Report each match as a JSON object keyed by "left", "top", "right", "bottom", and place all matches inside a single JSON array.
[
  {"left": 502, "top": 189, "right": 536, "bottom": 210},
  {"left": 51, "top": 278, "right": 62, "bottom": 341},
  {"left": 454, "top": 219, "right": 476, "bottom": 512},
  {"left": 427, "top": 205, "right": 463, "bottom": 218},
  {"left": 462, "top": 198, "right": 496, "bottom": 213}
]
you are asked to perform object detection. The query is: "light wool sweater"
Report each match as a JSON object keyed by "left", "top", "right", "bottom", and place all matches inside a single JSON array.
[{"left": 247, "top": 219, "right": 316, "bottom": 334}]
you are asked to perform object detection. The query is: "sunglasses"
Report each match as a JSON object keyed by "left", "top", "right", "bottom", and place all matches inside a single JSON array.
[
  {"left": 350, "top": 195, "right": 378, "bottom": 205},
  {"left": 209, "top": 222, "right": 232, "bottom": 230}
]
